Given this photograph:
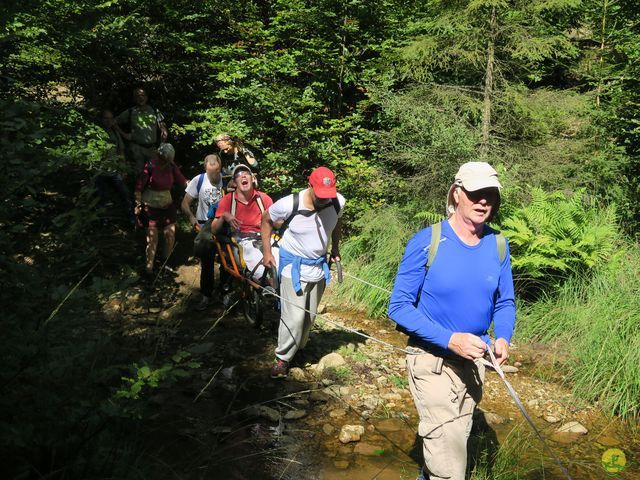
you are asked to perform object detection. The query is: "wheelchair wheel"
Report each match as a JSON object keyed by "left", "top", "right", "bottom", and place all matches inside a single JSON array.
[{"left": 243, "top": 285, "right": 263, "bottom": 327}]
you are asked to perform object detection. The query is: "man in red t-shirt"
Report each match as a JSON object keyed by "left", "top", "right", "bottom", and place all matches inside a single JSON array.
[{"left": 212, "top": 164, "right": 275, "bottom": 281}]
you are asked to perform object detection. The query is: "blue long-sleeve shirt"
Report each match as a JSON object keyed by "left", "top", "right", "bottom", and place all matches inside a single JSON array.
[{"left": 388, "top": 221, "right": 516, "bottom": 355}]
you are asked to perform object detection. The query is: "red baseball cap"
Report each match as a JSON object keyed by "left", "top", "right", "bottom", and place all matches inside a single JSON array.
[{"left": 308, "top": 167, "right": 337, "bottom": 198}]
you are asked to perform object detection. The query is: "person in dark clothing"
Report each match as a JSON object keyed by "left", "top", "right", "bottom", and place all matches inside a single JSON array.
[{"left": 94, "top": 109, "right": 135, "bottom": 226}]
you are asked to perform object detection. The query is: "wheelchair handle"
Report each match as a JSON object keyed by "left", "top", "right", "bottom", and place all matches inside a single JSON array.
[{"left": 269, "top": 265, "right": 279, "bottom": 292}]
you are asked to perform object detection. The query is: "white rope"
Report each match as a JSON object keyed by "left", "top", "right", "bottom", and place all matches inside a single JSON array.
[{"left": 273, "top": 270, "right": 574, "bottom": 480}]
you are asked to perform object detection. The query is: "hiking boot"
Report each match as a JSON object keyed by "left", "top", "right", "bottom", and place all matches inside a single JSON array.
[
  {"left": 195, "top": 295, "right": 210, "bottom": 311},
  {"left": 270, "top": 358, "right": 289, "bottom": 379}
]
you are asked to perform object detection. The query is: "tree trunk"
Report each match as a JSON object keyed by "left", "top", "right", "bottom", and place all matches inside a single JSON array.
[
  {"left": 596, "top": 0, "right": 608, "bottom": 108},
  {"left": 481, "top": 6, "right": 497, "bottom": 158}
]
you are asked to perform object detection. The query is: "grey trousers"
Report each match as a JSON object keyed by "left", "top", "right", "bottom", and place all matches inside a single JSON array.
[
  {"left": 275, "top": 276, "right": 325, "bottom": 362},
  {"left": 407, "top": 352, "right": 485, "bottom": 480}
]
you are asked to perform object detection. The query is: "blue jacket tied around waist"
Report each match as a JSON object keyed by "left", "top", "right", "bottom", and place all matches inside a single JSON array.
[{"left": 278, "top": 247, "right": 331, "bottom": 295}]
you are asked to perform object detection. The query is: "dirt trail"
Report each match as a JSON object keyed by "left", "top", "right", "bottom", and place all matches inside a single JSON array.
[{"left": 108, "top": 263, "right": 639, "bottom": 480}]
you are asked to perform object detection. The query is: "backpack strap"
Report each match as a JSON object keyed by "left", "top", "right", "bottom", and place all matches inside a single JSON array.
[
  {"left": 196, "top": 173, "right": 205, "bottom": 195},
  {"left": 426, "top": 221, "right": 442, "bottom": 270},
  {"left": 255, "top": 194, "right": 265, "bottom": 214},
  {"left": 496, "top": 232, "right": 506, "bottom": 263},
  {"left": 231, "top": 192, "right": 265, "bottom": 218},
  {"left": 331, "top": 197, "right": 341, "bottom": 216},
  {"left": 426, "top": 222, "right": 507, "bottom": 271},
  {"left": 278, "top": 191, "right": 300, "bottom": 237}
]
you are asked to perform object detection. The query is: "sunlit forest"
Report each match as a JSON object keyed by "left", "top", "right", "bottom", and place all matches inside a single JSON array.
[{"left": 1, "top": 1, "right": 638, "bottom": 479}]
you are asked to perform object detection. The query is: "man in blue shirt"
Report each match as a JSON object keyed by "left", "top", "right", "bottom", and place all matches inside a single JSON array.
[{"left": 388, "top": 162, "right": 516, "bottom": 480}]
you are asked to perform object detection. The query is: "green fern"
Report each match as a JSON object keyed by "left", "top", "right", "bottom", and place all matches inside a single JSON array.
[{"left": 499, "top": 187, "right": 618, "bottom": 296}]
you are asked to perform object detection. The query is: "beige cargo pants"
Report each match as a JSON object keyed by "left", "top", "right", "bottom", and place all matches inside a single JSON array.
[{"left": 406, "top": 351, "right": 485, "bottom": 480}]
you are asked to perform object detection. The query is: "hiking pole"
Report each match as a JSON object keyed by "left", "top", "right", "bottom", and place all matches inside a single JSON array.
[
  {"left": 481, "top": 350, "right": 574, "bottom": 480},
  {"left": 335, "top": 259, "right": 343, "bottom": 283}
]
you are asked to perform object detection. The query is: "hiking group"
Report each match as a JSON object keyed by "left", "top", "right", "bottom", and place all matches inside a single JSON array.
[{"left": 98, "top": 85, "right": 516, "bottom": 480}]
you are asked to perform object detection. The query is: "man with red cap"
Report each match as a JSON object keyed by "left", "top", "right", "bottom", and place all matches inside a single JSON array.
[{"left": 262, "top": 167, "right": 346, "bottom": 378}]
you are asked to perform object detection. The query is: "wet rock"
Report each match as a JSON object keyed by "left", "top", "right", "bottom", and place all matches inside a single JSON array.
[
  {"left": 375, "top": 418, "right": 405, "bottom": 433},
  {"left": 339, "top": 386, "right": 351, "bottom": 397},
  {"left": 289, "top": 367, "right": 306, "bottom": 382},
  {"left": 551, "top": 431, "right": 584, "bottom": 444},
  {"left": 329, "top": 408, "right": 347, "bottom": 419},
  {"left": 323, "top": 423, "right": 335, "bottom": 435},
  {"left": 316, "top": 353, "right": 346, "bottom": 375},
  {"left": 323, "top": 385, "right": 340, "bottom": 396},
  {"left": 362, "top": 396, "right": 380, "bottom": 411},
  {"left": 293, "top": 398, "right": 310, "bottom": 409},
  {"left": 544, "top": 414, "right": 561, "bottom": 424},
  {"left": 221, "top": 366, "right": 236, "bottom": 380},
  {"left": 501, "top": 365, "right": 519, "bottom": 373},
  {"left": 484, "top": 412, "right": 508, "bottom": 425},
  {"left": 248, "top": 405, "right": 281, "bottom": 422},
  {"left": 354, "top": 443, "right": 384, "bottom": 456},
  {"left": 309, "top": 391, "right": 331, "bottom": 403},
  {"left": 596, "top": 435, "right": 620, "bottom": 447},
  {"left": 557, "top": 421, "right": 588, "bottom": 434},
  {"left": 339, "top": 424, "right": 365, "bottom": 443},
  {"left": 148, "top": 306, "right": 162, "bottom": 314},
  {"left": 514, "top": 361, "right": 523, "bottom": 368},
  {"left": 284, "top": 409, "right": 307, "bottom": 420},
  {"left": 333, "top": 460, "right": 349, "bottom": 469},
  {"left": 189, "top": 342, "right": 215, "bottom": 355}
]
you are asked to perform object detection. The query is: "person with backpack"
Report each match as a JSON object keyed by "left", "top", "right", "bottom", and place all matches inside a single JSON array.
[
  {"left": 181, "top": 154, "right": 225, "bottom": 310},
  {"left": 116, "top": 87, "right": 168, "bottom": 175},
  {"left": 388, "top": 162, "right": 516, "bottom": 480},
  {"left": 261, "top": 167, "right": 345, "bottom": 379},
  {"left": 134, "top": 143, "right": 188, "bottom": 279},
  {"left": 215, "top": 134, "right": 258, "bottom": 191},
  {"left": 211, "top": 164, "right": 274, "bottom": 283}
]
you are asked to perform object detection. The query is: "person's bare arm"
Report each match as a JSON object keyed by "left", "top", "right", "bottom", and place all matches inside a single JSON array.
[
  {"left": 493, "top": 337, "right": 510, "bottom": 366},
  {"left": 261, "top": 210, "right": 276, "bottom": 268},
  {"left": 181, "top": 193, "right": 199, "bottom": 231}
]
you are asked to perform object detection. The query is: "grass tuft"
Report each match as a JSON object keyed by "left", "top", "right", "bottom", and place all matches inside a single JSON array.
[{"left": 517, "top": 245, "right": 640, "bottom": 419}]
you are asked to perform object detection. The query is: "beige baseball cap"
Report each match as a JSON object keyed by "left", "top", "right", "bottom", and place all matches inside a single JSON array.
[{"left": 446, "top": 162, "right": 502, "bottom": 217}]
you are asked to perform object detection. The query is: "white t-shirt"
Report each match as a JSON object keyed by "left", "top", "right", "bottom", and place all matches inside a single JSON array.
[
  {"left": 269, "top": 188, "right": 345, "bottom": 281},
  {"left": 185, "top": 173, "right": 224, "bottom": 222}
]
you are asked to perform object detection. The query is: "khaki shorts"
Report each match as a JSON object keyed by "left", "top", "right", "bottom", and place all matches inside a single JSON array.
[{"left": 406, "top": 351, "right": 485, "bottom": 480}]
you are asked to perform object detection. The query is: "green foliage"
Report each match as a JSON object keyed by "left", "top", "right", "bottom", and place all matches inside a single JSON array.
[
  {"left": 499, "top": 187, "right": 618, "bottom": 296},
  {"left": 116, "top": 351, "right": 200, "bottom": 415},
  {"left": 388, "top": 373, "right": 408, "bottom": 389},
  {"left": 517, "top": 244, "right": 640, "bottom": 419},
  {"left": 333, "top": 205, "right": 416, "bottom": 317},
  {"left": 469, "top": 426, "right": 540, "bottom": 479}
]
